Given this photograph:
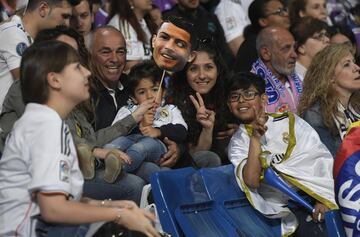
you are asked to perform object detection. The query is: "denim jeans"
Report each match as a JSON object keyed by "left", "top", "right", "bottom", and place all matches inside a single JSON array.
[
  {"left": 83, "top": 168, "right": 146, "bottom": 205},
  {"left": 83, "top": 161, "right": 167, "bottom": 205},
  {"left": 104, "top": 134, "right": 167, "bottom": 172},
  {"left": 36, "top": 219, "right": 89, "bottom": 237}
]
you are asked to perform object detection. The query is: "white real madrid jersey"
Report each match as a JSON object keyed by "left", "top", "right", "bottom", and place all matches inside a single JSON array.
[
  {"left": 113, "top": 103, "right": 187, "bottom": 129},
  {"left": 0, "top": 103, "right": 84, "bottom": 237},
  {"left": 0, "top": 15, "right": 32, "bottom": 112}
]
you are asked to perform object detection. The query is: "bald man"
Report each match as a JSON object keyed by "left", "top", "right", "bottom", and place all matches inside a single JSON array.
[
  {"left": 90, "top": 26, "right": 129, "bottom": 130},
  {"left": 251, "top": 26, "right": 302, "bottom": 114}
]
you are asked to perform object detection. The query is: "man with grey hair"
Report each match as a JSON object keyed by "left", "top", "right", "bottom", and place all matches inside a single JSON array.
[{"left": 251, "top": 26, "right": 302, "bottom": 114}]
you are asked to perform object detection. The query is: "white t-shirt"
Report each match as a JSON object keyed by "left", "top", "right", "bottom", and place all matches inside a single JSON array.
[
  {"left": 112, "top": 103, "right": 188, "bottom": 129},
  {"left": 108, "top": 16, "right": 152, "bottom": 61},
  {"left": 0, "top": 15, "right": 32, "bottom": 113},
  {"left": 0, "top": 103, "right": 84, "bottom": 237},
  {"left": 214, "top": 0, "right": 251, "bottom": 43}
]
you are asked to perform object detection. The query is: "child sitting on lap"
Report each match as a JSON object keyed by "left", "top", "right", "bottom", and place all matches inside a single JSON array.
[{"left": 103, "top": 60, "right": 188, "bottom": 177}]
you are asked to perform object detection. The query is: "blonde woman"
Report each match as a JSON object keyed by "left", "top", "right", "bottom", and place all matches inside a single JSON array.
[{"left": 298, "top": 43, "right": 360, "bottom": 157}]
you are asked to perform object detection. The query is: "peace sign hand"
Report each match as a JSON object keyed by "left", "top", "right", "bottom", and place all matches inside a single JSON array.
[
  {"left": 252, "top": 105, "right": 268, "bottom": 138},
  {"left": 190, "top": 92, "right": 215, "bottom": 130}
]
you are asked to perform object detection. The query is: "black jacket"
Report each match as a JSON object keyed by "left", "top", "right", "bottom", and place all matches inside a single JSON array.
[
  {"left": 233, "top": 28, "right": 258, "bottom": 72},
  {"left": 91, "top": 74, "right": 130, "bottom": 131}
]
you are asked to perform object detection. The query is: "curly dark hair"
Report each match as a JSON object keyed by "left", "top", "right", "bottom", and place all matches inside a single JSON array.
[{"left": 169, "top": 43, "right": 231, "bottom": 146}]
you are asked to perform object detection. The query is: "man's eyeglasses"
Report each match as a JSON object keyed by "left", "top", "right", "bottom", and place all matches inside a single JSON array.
[
  {"left": 229, "top": 91, "right": 260, "bottom": 102},
  {"left": 265, "top": 7, "right": 288, "bottom": 17},
  {"left": 311, "top": 31, "right": 330, "bottom": 41}
]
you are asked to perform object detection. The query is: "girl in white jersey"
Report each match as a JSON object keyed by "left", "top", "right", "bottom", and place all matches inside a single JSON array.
[{"left": 0, "top": 41, "right": 159, "bottom": 237}]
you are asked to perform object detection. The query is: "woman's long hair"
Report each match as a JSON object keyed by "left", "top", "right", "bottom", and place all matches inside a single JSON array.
[
  {"left": 169, "top": 43, "right": 230, "bottom": 146},
  {"left": 298, "top": 43, "right": 359, "bottom": 133},
  {"left": 109, "top": 0, "right": 157, "bottom": 43}
]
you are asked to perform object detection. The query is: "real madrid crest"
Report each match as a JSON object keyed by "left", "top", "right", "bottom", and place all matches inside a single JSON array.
[
  {"left": 160, "top": 108, "right": 169, "bottom": 118},
  {"left": 282, "top": 132, "right": 289, "bottom": 144}
]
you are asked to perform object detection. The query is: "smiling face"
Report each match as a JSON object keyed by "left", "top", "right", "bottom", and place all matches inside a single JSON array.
[
  {"left": 332, "top": 53, "right": 360, "bottom": 97},
  {"left": 228, "top": 86, "right": 268, "bottom": 124},
  {"left": 132, "top": 78, "right": 163, "bottom": 104},
  {"left": 152, "top": 22, "right": 193, "bottom": 72},
  {"left": 186, "top": 51, "right": 217, "bottom": 95},
  {"left": 92, "top": 28, "right": 126, "bottom": 88}
]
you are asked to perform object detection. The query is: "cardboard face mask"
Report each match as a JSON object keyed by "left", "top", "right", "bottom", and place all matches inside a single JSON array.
[{"left": 152, "top": 22, "right": 194, "bottom": 72}]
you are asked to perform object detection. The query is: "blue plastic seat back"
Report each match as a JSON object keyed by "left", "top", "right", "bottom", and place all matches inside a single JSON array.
[
  {"left": 175, "top": 201, "right": 242, "bottom": 237},
  {"left": 150, "top": 167, "right": 210, "bottom": 237},
  {"left": 199, "top": 164, "right": 244, "bottom": 201},
  {"left": 199, "top": 165, "right": 281, "bottom": 237},
  {"left": 223, "top": 198, "right": 281, "bottom": 237}
]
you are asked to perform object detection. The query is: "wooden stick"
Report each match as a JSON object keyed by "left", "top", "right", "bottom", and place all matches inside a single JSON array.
[{"left": 155, "top": 70, "right": 166, "bottom": 105}]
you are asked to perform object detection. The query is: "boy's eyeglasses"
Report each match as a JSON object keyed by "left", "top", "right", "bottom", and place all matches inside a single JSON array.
[
  {"left": 265, "top": 7, "right": 288, "bottom": 17},
  {"left": 229, "top": 91, "right": 260, "bottom": 102}
]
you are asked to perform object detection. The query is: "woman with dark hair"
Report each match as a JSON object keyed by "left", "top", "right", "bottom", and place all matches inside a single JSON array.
[
  {"left": 108, "top": 0, "right": 157, "bottom": 71},
  {"left": 233, "top": 0, "right": 290, "bottom": 72},
  {"left": 290, "top": 17, "right": 330, "bottom": 81},
  {"left": 288, "top": 0, "right": 328, "bottom": 25},
  {"left": 170, "top": 43, "right": 236, "bottom": 166},
  {"left": 0, "top": 40, "right": 159, "bottom": 237}
]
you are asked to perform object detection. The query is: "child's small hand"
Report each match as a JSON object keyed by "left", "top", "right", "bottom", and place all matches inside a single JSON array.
[
  {"left": 141, "top": 109, "right": 155, "bottom": 127},
  {"left": 313, "top": 202, "right": 329, "bottom": 223},
  {"left": 132, "top": 99, "right": 154, "bottom": 123},
  {"left": 139, "top": 125, "right": 161, "bottom": 138},
  {"left": 252, "top": 105, "right": 268, "bottom": 138},
  {"left": 107, "top": 149, "right": 132, "bottom": 165}
]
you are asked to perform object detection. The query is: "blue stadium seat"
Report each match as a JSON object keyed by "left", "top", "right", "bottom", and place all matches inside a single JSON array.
[
  {"left": 150, "top": 167, "right": 208, "bottom": 237},
  {"left": 175, "top": 200, "right": 242, "bottom": 237},
  {"left": 151, "top": 167, "right": 243, "bottom": 237},
  {"left": 199, "top": 165, "right": 281, "bottom": 237}
]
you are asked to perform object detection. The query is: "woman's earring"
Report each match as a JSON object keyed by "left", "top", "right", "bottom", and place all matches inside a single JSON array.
[{"left": 130, "top": 5, "right": 134, "bottom": 10}]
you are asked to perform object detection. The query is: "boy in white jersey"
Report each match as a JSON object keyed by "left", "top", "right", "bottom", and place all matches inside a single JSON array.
[
  {"left": 0, "top": 41, "right": 159, "bottom": 237},
  {"left": 227, "top": 72, "right": 337, "bottom": 237}
]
